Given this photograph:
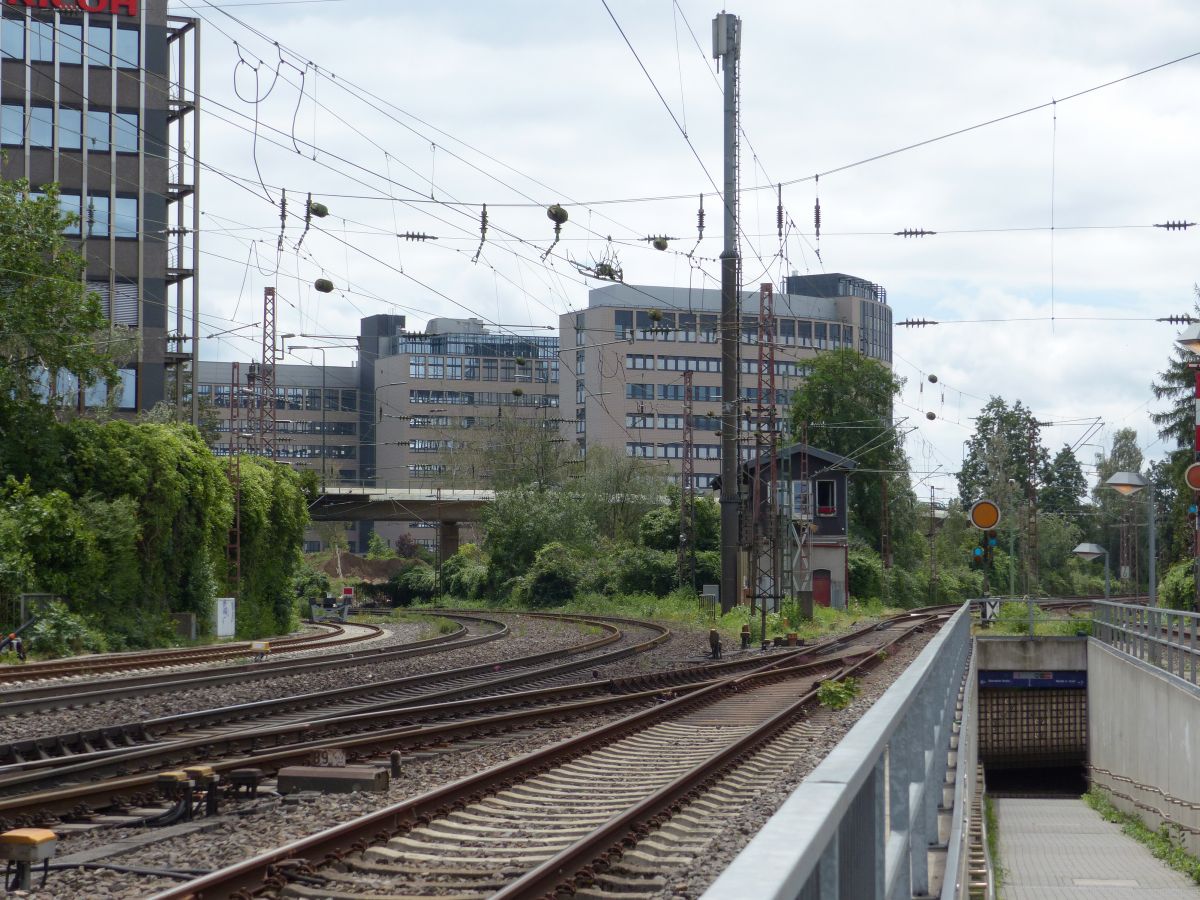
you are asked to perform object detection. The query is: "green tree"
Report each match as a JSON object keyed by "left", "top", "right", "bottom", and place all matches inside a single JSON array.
[
  {"left": 788, "top": 348, "right": 906, "bottom": 551},
  {"left": 958, "top": 398, "right": 1049, "bottom": 504},
  {"left": 366, "top": 531, "right": 395, "bottom": 560},
  {"left": 481, "top": 487, "right": 596, "bottom": 588},
  {"left": 571, "top": 447, "right": 664, "bottom": 543},
  {"left": 638, "top": 489, "right": 719, "bottom": 553},
  {"left": 1040, "top": 445, "right": 1088, "bottom": 515},
  {"left": 1150, "top": 287, "right": 1200, "bottom": 451},
  {"left": 0, "top": 176, "right": 116, "bottom": 415}
]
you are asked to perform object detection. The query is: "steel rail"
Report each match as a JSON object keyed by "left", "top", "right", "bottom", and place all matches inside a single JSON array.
[
  {"left": 0, "top": 617, "right": 868, "bottom": 797},
  {"left": 144, "top": 614, "right": 939, "bottom": 900},
  {"left": 0, "top": 617, "right": 656, "bottom": 794},
  {"left": 0, "top": 614, "right": 501, "bottom": 721},
  {"left": 0, "top": 622, "right": 378, "bottom": 683}
]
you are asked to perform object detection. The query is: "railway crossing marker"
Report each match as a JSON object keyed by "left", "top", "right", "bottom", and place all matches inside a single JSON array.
[{"left": 980, "top": 599, "right": 999, "bottom": 626}]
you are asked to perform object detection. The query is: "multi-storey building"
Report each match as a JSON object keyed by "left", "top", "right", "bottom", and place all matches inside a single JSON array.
[
  {"left": 371, "top": 317, "right": 560, "bottom": 551},
  {"left": 196, "top": 359, "right": 362, "bottom": 552},
  {"left": 1, "top": 0, "right": 199, "bottom": 414},
  {"left": 562, "top": 274, "right": 892, "bottom": 488}
]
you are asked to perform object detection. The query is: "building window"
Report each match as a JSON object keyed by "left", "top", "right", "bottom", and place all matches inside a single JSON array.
[
  {"left": 115, "top": 25, "right": 138, "bottom": 69},
  {"left": 29, "top": 107, "right": 53, "bottom": 148},
  {"left": 88, "top": 23, "right": 111, "bottom": 67},
  {"left": 113, "top": 112, "right": 138, "bottom": 153},
  {"left": 576, "top": 380, "right": 585, "bottom": 405},
  {"left": 60, "top": 22, "right": 82, "bottom": 65},
  {"left": 658, "top": 414, "right": 682, "bottom": 430},
  {"left": 625, "top": 354, "right": 654, "bottom": 370},
  {"left": 112, "top": 196, "right": 137, "bottom": 238},
  {"left": 626, "top": 442, "right": 654, "bottom": 458},
  {"left": 798, "top": 321, "right": 812, "bottom": 347},
  {"left": 0, "top": 104, "right": 21, "bottom": 145},
  {"left": 780, "top": 318, "right": 795, "bottom": 345},
  {"left": 614, "top": 309, "right": 633, "bottom": 340},
  {"left": 626, "top": 413, "right": 653, "bottom": 429},
  {"left": 340, "top": 390, "right": 357, "bottom": 412},
  {"left": 659, "top": 444, "right": 683, "bottom": 459},
  {"left": 815, "top": 322, "right": 827, "bottom": 350},
  {"left": 699, "top": 314, "right": 719, "bottom": 343},
  {"left": 85, "top": 195, "right": 109, "bottom": 238},
  {"left": 816, "top": 479, "right": 836, "bottom": 516},
  {"left": 576, "top": 408, "right": 585, "bottom": 434},
  {"left": 28, "top": 18, "right": 52, "bottom": 62},
  {"left": 483, "top": 358, "right": 497, "bottom": 381},
  {"left": 464, "top": 357, "right": 479, "bottom": 380},
  {"left": 1, "top": 18, "right": 22, "bottom": 59},
  {"left": 58, "top": 108, "right": 81, "bottom": 150},
  {"left": 575, "top": 348, "right": 586, "bottom": 376},
  {"left": 627, "top": 383, "right": 653, "bottom": 401}
]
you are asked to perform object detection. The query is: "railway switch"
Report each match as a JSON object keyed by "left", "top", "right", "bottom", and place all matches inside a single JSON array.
[{"left": 0, "top": 828, "right": 56, "bottom": 891}]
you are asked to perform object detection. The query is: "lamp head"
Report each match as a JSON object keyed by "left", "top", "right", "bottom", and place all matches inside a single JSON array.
[
  {"left": 1072, "top": 542, "right": 1106, "bottom": 562},
  {"left": 1176, "top": 322, "right": 1200, "bottom": 355},
  {"left": 1105, "top": 471, "right": 1147, "bottom": 496}
]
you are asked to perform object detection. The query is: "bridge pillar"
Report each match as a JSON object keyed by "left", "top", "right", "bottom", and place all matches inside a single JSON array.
[{"left": 439, "top": 521, "right": 460, "bottom": 561}]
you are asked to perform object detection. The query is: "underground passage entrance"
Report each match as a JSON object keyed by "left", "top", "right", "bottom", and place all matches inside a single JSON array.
[{"left": 978, "top": 672, "right": 1088, "bottom": 797}]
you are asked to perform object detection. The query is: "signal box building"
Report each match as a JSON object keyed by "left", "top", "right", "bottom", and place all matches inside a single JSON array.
[{"left": 743, "top": 442, "right": 856, "bottom": 611}]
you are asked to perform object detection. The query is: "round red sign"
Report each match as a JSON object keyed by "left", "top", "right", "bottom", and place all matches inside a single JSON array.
[{"left": 1185, "top": 463, "right": 1200, "bottom": 492}]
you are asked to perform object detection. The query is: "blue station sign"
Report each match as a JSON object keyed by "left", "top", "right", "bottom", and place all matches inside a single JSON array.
[{"left": 978, "top": 670, "right": 1087, "bottom": 689}]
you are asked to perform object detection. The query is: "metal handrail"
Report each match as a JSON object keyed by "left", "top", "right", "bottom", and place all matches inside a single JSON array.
[
  {"left": 1092, "top": 600, "right": 1200, "bottom": 685},
  {"left": 702, "top": 603, "right": 971, "bottom": 900}
]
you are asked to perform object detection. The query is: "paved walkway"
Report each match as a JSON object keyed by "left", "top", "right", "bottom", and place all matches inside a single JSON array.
[{"left": 996, "top": 798, "right": 1200, "bottom": 898}]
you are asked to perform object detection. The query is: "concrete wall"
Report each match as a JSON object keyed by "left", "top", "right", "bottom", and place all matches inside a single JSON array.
[
  {"left": 1088, "top": 638, "right": 1200, "bottom": 855},
  {"left": 977, "top": 636, "right": 1088, "bottom": 671}
]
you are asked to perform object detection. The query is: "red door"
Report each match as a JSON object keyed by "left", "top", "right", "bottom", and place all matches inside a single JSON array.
[{"left": 814, "top": 570, "right": 832, "bottom": 608}]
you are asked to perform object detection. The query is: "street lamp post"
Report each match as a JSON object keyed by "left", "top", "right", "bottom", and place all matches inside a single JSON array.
[
  {"left": 1105, "top": 471, "right": 1156, "bottom": 606},
  {"left": 1073, "top": 542, "right": 1110, "bottom": 600}
]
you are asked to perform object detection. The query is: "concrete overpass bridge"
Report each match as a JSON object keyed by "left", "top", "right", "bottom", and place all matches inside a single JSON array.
[
  {"left": 309, "top": 486, "right": 494, "bottom": 555},
  {"left": 702, "top": 598, "right": 1200, "bottom": 899}
]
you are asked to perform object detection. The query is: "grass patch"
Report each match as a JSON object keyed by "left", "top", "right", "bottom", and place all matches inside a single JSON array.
[
  {"left": 984, "top": 794, "right": 1003, "bottom": 888},
  {"left": 412, "top": 591, "right": 902, "bottom": 644},
  {"left": 978, "top": 602, "right": 1092, "bottom": 637},
  {"left": 817, "top": 677, "right": 860, "bottom": 710},
  {"left": 1084, "top": 788, "right": 1200, "bottom": 884},
  {"left": 350, "top": 610, "right": 459, "bottom": 637}
]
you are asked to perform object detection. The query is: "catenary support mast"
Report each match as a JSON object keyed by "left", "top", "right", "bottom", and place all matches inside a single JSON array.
[{"left": 714, "top": 12, "right": 741, "bottom": 614}]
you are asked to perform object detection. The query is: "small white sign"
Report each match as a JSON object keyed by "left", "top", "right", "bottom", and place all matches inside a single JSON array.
[
  {"left": 312, "top": 748, "right": 347, "bottom": 767},
  {"left": 215, "top": 597, "right": 236, "bottom": 638},
  {"left": 981, "top": 600, "right": 999, "bottom": 623}
]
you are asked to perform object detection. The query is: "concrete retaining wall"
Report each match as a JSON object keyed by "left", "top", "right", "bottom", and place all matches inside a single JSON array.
[
  {"left": 977, "top": 636, "right": 1087, "bottom": 671},
  {"left": 1088, "top": 638, "right": 1200, "bottom": 855}
]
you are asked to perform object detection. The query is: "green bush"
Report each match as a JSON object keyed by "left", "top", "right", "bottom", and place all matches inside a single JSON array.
[
  {"left": 365, "top": 531, "right": 395, "bottom": 560},
  {"left": 390, "top": 562, "right": 438, "bottom": 606},
  {"left": 526, "top": 542, "right": 582, "bottom": 607},
  {"left": 817, "top": 677, "right": 860, "bottom": 710},
  {"left": 28, "top": 600, "right": 106, "bottom": 658},
  {"left": 1158, "top": 560, "right": 1196, "bottom": 611},
  {"left": 848, "top": 546, "right": 884, "bottom": 602},
  {"left": 615, "top": 545, "right": 677, "bottom": 596},
  {"left": 440, "top": 544, "right": 488, "bottom": 599}
]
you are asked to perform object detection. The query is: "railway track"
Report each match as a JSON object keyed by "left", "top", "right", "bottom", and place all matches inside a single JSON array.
[
  {"left": 0, "top": 613, "right": 675, "bottom": 825},
  {"left": 0, "top": 621, "right": 384, "bottom": 685},
  {"left": 0, "top": 614, "right": 500, "bottom": 717},
  {"left": 144, "top": 611, "right": 943, "bottom": 900}
]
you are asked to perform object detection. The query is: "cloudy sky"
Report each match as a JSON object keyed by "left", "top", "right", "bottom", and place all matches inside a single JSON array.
[{"left": 173, "top": 0, "right": 1200, "bottom": 499}]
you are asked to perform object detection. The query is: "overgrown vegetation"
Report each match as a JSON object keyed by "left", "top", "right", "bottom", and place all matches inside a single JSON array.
[
  {"left": 984, "top": 795, "right": 1003, "bottom": 888},
  {"left": 1085, "top": 788, "right": 1200, "bottom": 884},
  {"left": 817, "top": 677, "right": 861, "bottom": 710},
  {"left": 0, "top": 170, "right": 310, "bottom": 652}
]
